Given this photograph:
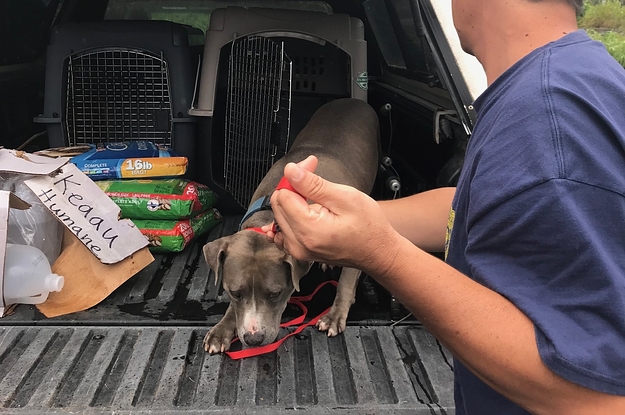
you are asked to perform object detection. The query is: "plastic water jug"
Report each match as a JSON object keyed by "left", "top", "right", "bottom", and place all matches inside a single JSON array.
[{"left": 3, "top": 243, "right": 64, "bottom": 305}]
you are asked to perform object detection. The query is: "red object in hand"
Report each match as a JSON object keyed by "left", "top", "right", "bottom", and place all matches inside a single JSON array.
[
  {"left": 276, "top": 176, "right": 298, "bottom": 193},
  {"left": 271, "top": 177, "right": 303, "bottom": 233}
]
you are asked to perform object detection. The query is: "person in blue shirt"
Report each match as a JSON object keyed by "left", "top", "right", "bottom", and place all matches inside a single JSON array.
[{"left": 263, "top": 0, "right": 625, "bottom": 413}]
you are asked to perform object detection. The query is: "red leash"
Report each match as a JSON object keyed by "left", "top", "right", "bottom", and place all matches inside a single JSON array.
[
  {"left": 227, "top": 176, "right": 321, "bottom": 359},
  {"left": 224, "top": 280, "right": 338, "bottom": 360}
]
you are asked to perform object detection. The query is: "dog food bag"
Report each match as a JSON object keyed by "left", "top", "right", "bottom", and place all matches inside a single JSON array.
[
  {"left": 133, "top": 208, "right": 222, "bottom": 253},
  {"left": 96, "top": 179, "right": 219, "bottom": 220},
  {"left": 70, "top": 141, "right": 188, "bottom": 180}
]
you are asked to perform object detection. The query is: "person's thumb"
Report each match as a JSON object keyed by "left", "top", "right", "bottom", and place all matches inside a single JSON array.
[
  {"left": 283, "top": 161, "right": 347, "bottom": 210},
  {"left": 296, "top": 155, "right": 318, "bottom": 173}
]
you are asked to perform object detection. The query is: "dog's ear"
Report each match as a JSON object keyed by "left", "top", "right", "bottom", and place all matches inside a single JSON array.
[
  {"left": 284, "top": 255, "right": 313, "bottom": 292},
  {"left": 203, "top": 239, "right": 229, "bottom": 286}
]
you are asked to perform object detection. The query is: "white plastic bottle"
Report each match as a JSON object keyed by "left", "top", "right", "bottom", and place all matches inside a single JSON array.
[{"left": 3, "top": 243, "right": 65, "bottom": 305}]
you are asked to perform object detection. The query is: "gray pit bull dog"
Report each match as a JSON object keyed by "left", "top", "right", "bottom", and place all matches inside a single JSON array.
[{"left": 202, "top": 98, "right": 379, "bottom": 354}]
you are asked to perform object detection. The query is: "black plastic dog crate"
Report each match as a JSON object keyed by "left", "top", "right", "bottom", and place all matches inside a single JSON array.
[{"left": 35, "top": 21, "right": 200, "bottom": 178}]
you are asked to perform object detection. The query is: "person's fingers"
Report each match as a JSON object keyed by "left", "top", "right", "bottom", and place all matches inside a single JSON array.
[
  {"left": 265, "top": 229, "right": 277, "bottom": 241},
  {"left": 261, "top": 155, "right": 317, "bottom": 246},
  {"left": 260, "top": 221, "right": 287, "bottom": 250},
  {"left": 261, "top": 223, "right": 275, "bottom": 239},
  {"left": 270, "top": 190, "right": 316, "bottom": 260},
  {"left": 309, "top": 203, "right": 330, "bottom": 216},
  {"left": 273, "top": 231, "right": 285, "bottom": 251},
  {"left": 282, "top": 162, "right": 355, "bottom": 213}
]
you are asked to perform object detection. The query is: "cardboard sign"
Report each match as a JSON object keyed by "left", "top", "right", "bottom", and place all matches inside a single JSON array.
[
  {"left": 0, "top": 149, "right": 69, "bottom": 175},
  {"left": 24, "top": 163, "right": 148, "bottom": 264},
  {"left": 0, "top": 148, "right": 148, "bottom": 264}
]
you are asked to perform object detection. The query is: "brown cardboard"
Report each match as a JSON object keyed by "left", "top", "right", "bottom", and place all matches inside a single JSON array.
[
  {"left": 0, "top": 149, "right": 69, "bottom": 175},
  {"left": 35, "top": 145, "right": 91, "bottom": 158},
  {"left": 37, "top": 227, "right": 154, "bottom": 317}
]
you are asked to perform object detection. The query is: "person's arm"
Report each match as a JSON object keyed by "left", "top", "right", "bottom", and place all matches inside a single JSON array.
[
  {"left": 377, "top": 238, "right": 625, "bottom": 415},
  {"left": 378, "top": 187, "right": 455, "bottom": 252},
  {"left": 267, "top": 158, "right": 625, "bottom": 415}
]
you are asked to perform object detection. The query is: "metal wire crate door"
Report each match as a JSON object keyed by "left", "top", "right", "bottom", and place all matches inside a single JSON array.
[
  {"left": 66, "top": 48, "right": 173, "bottom": 146},
  {"left": 224, "top": 36, "right": 292, "bottom": 208}
]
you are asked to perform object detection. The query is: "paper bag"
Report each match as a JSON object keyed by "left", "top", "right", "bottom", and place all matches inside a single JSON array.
[{"left": 36, "top": 228, "right": 154, "bottom": 317}]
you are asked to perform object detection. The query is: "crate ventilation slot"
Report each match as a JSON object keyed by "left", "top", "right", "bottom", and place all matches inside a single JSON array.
[{"left": 66, "top": 48, "right": 173, "bottom": 146}]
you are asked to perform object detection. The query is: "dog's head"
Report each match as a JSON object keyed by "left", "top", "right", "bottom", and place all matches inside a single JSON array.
[{"left": 203, "top": 231, "right": 312, "bottom": 347}]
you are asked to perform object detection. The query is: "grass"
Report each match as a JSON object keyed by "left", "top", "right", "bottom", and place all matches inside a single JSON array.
[
  {"left": 579, "top": 0, "right": 625, "bottom": 31},
  {"left": 586, "top": 29, "right": 625, "bottom": 66},
  {"left": 578, "top": 1, "right": 625, "bottom": 66}
]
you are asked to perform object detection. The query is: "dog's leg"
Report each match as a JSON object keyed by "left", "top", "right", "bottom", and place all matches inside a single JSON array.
[
  {"left": 204, "top": 304, "right": 237, "bottom": 354},
  {"left": 317, "top": 267, "right": 361, "bottom": 336}
]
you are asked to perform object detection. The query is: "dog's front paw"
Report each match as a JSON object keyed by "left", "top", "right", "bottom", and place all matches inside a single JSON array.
[
  {"left": 204, "top": 325, "right": 236, "bottom": 354},
  {"left": 316, "top": 306, "right": 348, "bottom": 337}
]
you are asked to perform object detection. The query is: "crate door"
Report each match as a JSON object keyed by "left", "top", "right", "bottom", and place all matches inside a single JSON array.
[{"left": 224, "top": 36, "right": 292, "bottom": 208}]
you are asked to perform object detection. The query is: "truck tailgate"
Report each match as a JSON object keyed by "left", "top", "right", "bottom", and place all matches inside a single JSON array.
[{"left": 0, "top": 216, "right": 455, "bottom": 414}]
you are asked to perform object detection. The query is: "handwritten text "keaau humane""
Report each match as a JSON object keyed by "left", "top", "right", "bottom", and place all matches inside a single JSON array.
[{"left": 37, "top": 174, "right": 120, "bottom": 256}]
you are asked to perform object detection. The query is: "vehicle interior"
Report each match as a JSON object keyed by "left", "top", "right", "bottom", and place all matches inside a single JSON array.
[{"left": 0, "top": 0, "right": 473, "bottom": 412}]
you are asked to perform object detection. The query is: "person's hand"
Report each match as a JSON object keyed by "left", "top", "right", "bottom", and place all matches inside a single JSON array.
[
  {"left": 263, "top": 155, "right": 401, "bottom": 276},
  {"left": 263, "top": 155, "right": 321, "bottom": 248}
]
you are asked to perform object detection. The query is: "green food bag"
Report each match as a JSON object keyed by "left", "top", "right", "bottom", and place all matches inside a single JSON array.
[
  {"left": 133, "top": 208, "right": 222, "bottom": 253},
  {"left": 96, "top": 179, "right": 219, "bottom": 220}
]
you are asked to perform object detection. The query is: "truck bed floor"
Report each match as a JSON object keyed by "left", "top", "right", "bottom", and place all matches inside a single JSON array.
[{"left": 0, "top": 216, "right": 455, "bottom": 414}]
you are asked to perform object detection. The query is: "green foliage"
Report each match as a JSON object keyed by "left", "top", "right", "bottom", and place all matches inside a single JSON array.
[
  {"left": 579, "top": 1, "right": 625, "bottom": 30},
  {"left": 579, "top": 1, "right": 625, "bottom": 66},
  {"left": 150, "top": 11, "right": 211, "bottom": 33},
  {"left": 586, "top": 29, "right": 625, "bottom": 66}
]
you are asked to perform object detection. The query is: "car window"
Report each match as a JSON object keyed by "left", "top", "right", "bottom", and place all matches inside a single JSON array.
[
  {"left": 389, "top": 0, "right": 431, "bottom": 74},
  {"left": 0, "top": 0, "right": 63, "bottom": 66},
  {"left": 104, "top": 0, "right": 333, "bottom": 44},
  {"left": 363, "top": 0, "right": 407, "bottom": 69},
  {"left": 364, "top": 0, "right": 438, "bottom": 82}
]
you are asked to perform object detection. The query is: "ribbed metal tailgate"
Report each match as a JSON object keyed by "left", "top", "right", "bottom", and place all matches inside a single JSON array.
[
  {"left": 0, "top": 325, "right": 454, "bottom": 414},
  {"left": 0, "top": 215, "right": 455, "bottom": 413}
]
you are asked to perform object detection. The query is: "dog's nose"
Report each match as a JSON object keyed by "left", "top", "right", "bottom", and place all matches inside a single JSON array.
[{"left": 243, "top": 331, "right": 265, "bottom": 347}]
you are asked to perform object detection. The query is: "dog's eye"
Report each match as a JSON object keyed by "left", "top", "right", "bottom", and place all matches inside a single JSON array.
[
  {"left": 267, "top": 291, "right": 281, "bottom": 300},
  {"left": 229, "top": 290, "right": 242, "bottom": 300}
]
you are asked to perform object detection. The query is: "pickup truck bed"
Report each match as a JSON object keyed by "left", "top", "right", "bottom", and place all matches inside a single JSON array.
[{"left": 0, "top": 216, "right": 455, "bottom": 414}]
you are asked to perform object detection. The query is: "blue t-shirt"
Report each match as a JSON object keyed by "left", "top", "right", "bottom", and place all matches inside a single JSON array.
[{"left": 446, "top": 30, "right": 625, "bottom": 414}]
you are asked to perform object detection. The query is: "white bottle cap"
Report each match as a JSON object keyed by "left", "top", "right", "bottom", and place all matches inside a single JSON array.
[{"left": 45, "top": 274, "right": 65, "bottom": 293}]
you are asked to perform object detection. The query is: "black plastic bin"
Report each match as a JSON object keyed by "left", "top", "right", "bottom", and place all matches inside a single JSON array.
[{"left": 35, "top": 21, "right": 200, "bottom": 179}]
